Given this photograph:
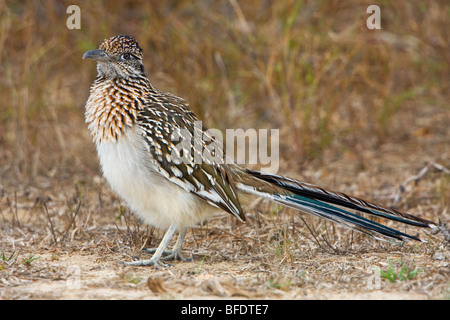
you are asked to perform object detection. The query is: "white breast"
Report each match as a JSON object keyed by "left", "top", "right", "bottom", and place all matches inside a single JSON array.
[{"left": 95, "top": 126, "right": 215, "bottom": 230}]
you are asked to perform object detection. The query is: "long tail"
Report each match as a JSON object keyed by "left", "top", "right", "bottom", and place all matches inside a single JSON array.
[{"left": 235, "top": 168, "right": 435, "bottom": 242}]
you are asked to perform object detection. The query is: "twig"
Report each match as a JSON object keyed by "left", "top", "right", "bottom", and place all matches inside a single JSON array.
[
  {"left": 40, "top": 199, "right": 58, "bottom": 244},
  {"left": 60, "top": 200, "right": 82, "bottom": 243},
  {"left": 14, "top": 191, "right": 20, "bottom": 227},
  {"left": 321, "top": 233, "right": 341, "bottom": 255},
  {"left": 298, "top": 216, "right": 323, "bottom": 250},
  {"left": 7, "top": 191, "right": 21, "bottom": 227},
  {"left": 392, "top": 162, "right": 450, "bottom": 206}
]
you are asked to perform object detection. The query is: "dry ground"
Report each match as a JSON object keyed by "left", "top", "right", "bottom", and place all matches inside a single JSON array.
[
  {"left": 0, "top": 1, "right": 449, "bottom": 300},
  {"left": 1, "top": 140, "right": 449, "bottom": 300}
]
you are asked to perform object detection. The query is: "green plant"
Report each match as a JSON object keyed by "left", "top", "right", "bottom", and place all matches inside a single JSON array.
[
  {"left": 124, "top": 273, "right": 143, "bottom": 284},
  {"left": 1, "top": 251, "right": 15, "bottom": 271},
  {"left": 379, "top": 258, "right": 423, "bottom": 283},
  {"left": 194, "top": 254, "right": 208, "bottom": 274},
  {"left": 2, "top": 251, "right": 14, "bottom": 262},
  {"left": 23, "top": 254, "right": 40, "bottom": 266},
  {"left": 267, "top": 277, "right": 292, "bottom": 291}
]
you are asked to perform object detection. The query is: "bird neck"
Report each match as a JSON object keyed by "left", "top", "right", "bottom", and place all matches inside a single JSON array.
[{"left": 85, "top": 75, "right": 153, "bottom": 144}]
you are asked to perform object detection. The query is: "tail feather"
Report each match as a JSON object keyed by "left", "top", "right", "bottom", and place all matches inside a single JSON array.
[
  {"left": 237, "top": 168, "right": 435, "bottom": 242},
  {"left": 278, "top": 193, "right": 422, "bottom": 241}
]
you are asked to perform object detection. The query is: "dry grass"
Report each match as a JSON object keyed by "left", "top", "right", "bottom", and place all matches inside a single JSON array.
[{"left": 0, "top": 0, "right": 449, "bottom": 300}]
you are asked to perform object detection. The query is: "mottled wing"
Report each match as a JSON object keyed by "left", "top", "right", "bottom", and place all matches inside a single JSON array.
[{"left": 137, "top": 94, "right": 245, "bottom": 221}]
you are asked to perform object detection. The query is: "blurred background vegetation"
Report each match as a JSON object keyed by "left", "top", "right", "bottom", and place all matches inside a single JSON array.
[{"left": 0, "top": 0, "right": 448, "bottom": 199}]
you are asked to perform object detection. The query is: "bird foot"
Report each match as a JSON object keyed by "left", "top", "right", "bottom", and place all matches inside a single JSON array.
[
  {"left": 143, "top": 247, "right": 192, "bottom": 262},
  {"left": 120, "top": 257, "right": 171, "bottom": 269}
]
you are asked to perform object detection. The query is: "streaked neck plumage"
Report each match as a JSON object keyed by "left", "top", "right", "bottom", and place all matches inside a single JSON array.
[{"left": 85, "top": 74, "right": 153, "bottom": 144}]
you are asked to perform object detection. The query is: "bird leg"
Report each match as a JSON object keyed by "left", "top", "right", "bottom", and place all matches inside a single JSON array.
[
  {"left": 143, "top": 228, "right": 192, "bottom": 262},
  {"left": 122, "top": 224, "right": 177, "bottom": 268}
]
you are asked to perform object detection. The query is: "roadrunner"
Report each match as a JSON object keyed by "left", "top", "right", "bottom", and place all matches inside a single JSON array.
[{"left": 83, "top": 35, "right": 435, "bottom": 268}]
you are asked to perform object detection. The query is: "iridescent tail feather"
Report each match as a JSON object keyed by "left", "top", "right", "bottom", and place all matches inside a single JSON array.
[{"left": 237, "top": 168, "right": 435, "bottom": 242}]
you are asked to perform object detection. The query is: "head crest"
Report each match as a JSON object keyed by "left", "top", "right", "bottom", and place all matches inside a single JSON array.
[{"left": 99, "top": 35, "right": 143, "bottom": 59}]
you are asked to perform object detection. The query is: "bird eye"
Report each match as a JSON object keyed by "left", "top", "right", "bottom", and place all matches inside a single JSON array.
[{"left": 120, "top": 53, "right": 132, "bottom": 60}]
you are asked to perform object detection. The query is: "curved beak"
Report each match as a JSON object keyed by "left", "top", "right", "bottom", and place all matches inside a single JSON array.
[{"left": 83, "top": 49, "right": 109, "bottom": 61}]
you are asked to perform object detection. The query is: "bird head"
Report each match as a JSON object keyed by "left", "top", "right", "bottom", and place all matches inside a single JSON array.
[{"left": 83, "top": 35, "right": 144, "bottom": 79}]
